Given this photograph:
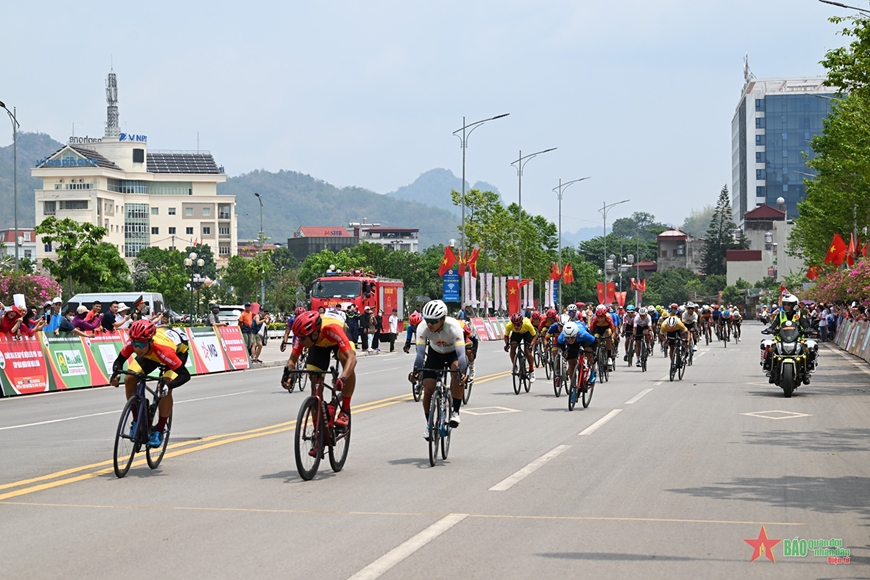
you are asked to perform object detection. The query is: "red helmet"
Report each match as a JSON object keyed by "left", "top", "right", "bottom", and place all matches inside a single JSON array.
[
  {"left": 129, "top": 319, "right": 156, "bottom": 341},
  {"left": 510, "top": 313, "right": 524, "bottom": 326},
  {"left": 409, "top": 312, "right": 423, "bottom": 326},
  {"left": 292, "top": 311, "right": 322, "bottom": 338},
  {"left": 546, "top": 308, "right": 557, "bottom": 319},
  {"left": 531, "top": 311, "right": 541, "bottom": 322},
  {"left": 595, "top": 305, "right": 608, "bottom": 316},
  {"left": 294, "top": 307, "right": 306, "bottom": 316}
]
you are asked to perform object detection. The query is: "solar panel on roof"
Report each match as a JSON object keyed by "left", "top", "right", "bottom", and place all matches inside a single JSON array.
[{"left": 146, "top": 153, "right": 221, "bottom": 174}]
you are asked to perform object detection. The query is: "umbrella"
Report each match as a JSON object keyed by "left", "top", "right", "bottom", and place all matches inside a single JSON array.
[
  {"left": 800, "top": 299, "right": 816, "bottom": 306},
  {"left": 413, "top": 295, "right": 431, "bottom": 303}
]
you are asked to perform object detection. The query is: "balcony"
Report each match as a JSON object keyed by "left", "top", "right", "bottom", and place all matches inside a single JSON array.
[{"left": 218, "top": 213, "right": 231, "bottom": 220}]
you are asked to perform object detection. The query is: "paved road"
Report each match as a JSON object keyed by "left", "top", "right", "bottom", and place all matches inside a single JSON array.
[{"left": 1, "top": 322, "right": 868, "bottom": 579}]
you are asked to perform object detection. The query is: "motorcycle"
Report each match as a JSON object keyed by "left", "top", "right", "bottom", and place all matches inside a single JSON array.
[{"left": 760, "top": 321, "right": 818, "bottom": 397}]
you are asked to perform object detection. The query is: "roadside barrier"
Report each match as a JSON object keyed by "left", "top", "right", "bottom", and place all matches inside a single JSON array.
[
  {"left": 832, "top": 319, "right": 870, "bottom": 362},
  {"left": 0, "top": 326, "right": 250, "bottom": 397}
]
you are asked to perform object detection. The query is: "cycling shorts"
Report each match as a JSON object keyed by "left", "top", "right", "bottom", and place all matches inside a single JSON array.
[
  {"left": 305, "top": 344, "right": 339, "bottom": 373},
  {"left": 421, "top": 347, "right": 458, "bottom": 380},
  {"left": 665, "top": 330, "right": 687, "bottom": 345},
  {"left": 684, "top": 322, "right": 696, "bottom": 331},
  {"left": 633, "top": 326, "right": 649, "bottom": 339},
  {"left": 592, "top": 327, "right": 612, "bottom": 338},
  {"left": 622, "top": 325, "right": 634, "bottom": 337},
  {"left": 509, "top": 331, "right": 533, "bottom": 346},
  {"left": 129, "top": 351, "right": 189, "bottom": 388}
]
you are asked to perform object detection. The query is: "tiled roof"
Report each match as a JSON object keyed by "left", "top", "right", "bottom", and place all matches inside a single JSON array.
[
  {"left": 147, "top": 153, "right": 221, "bottom": 174},
  {"left": 744, "top": 204, "right": 786, "bottom": 220},
  {"left": 36, "top": 145, "right": 121, "bottom": 170},
  {"left": 657, "top": 228, "right": 688, "bottom": 240}
]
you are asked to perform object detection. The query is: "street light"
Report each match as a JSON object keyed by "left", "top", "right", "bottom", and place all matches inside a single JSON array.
[
  {"left": 599, "top": 199, "right": 630, "bottom": 304},
  {"left": 511, "top": 147, "right": 557, "bottom": 284},
  {"left": 0, "top": 101, "right": 20, "bottom": 271},
  {"left": 818, "top": 0, "right": 870, "bottom": 15},
  {"left": 254, "top": 192, "right": 265, "bottom": 305},
  {"left": 553, "top": 177, "right": 591, "bottom": 310},
  {"left": 184, "top": 251, "right": 205, "bottom": 320}
]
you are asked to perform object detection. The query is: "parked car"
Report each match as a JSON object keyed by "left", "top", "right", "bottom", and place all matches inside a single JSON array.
[{"left": 216, "top": 305, "right": 246, "bottom": 325}]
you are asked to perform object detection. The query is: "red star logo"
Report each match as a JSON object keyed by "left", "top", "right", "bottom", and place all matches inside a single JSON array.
[{"left": 744, "top": 526, "right": 781, "bottom": 563}]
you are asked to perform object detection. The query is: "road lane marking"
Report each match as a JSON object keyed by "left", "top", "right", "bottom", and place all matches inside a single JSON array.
[
  {"left": 579, "top": 409, "right": 623, "bottom": 436},
  {"left": 0, "top": 391, "right": 256, "bottom": 431},
  {"left": 0, "top": 501, "right": 809, "bottom": 527},
  {"left": 624, "top": 388, "right": 653, "bottom": 404},
  {"left": 827, "top": 347, "right": 870, "bottom": 377},
  {"left": 489, "top": 445, "right": 570, "bottom": 491},
  {"left": 348, "top": 514, "right": 468, "bottom": 580}
]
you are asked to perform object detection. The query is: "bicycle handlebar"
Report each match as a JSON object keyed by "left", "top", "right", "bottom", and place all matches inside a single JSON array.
[{"left": 112, "top": 368, "right": 167, "bottom": 382}]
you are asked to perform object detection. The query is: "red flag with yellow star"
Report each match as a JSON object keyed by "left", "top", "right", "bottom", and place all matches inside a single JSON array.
[
  {"left": 438, "top": 246, "right": 457, "bottom": 276},
  {"left": 468, "top": 247, "right": 481, "bottom": 278},
  {"left": 824, "top": 233, "right": 847, "bottom": 266}
]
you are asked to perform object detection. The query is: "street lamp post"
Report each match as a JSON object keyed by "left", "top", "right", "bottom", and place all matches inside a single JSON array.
[
  {"left": 511, "top": 147, "right": 557, "bottom": 285},
  {"left": 0, "top": 102, "right": 20, "bottom": 270},
  {"left": 599, "top": 199, "right": 630, "bottom": 304},
  {"left": 184, "top": 251, "right": 205, "bottom": 320},
  {"left": 553, "top": 177, "right": 591, "bottom": 310},
  {"left": 254, "top": 192, "right": 265, "bottom": 305}
]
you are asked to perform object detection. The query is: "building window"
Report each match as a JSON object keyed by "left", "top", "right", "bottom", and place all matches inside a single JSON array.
[
  {"left": 218, "top": 205, "right": 231, "bottom": 219},
  {"left": 151, "top": 227, "right": 159, "bottom": 235},
  {"left": 169, "top": 227, "right": 176, "bottom": 235},
  {"left": 755, "top": 135, "right": 764, "bottom": 146},
  {"left": 660, "top": 250, "right": 667, "bottom": 258},
  {"left": 219, "top": 227, "right": 230, "bottom": 236},
  {"left": 756, "top": 186, "right": 766, "bottom": 196},
  {"left": 756, "top": 170, "right": 765, "bottom": 180},
  {"left": 44, "top": 201, "right": 56, "bottom": 215},
  {"left": 61, "top": 200, "right": 89, "bottom": 210},
  {"left": 755, "top": 100, "right": 765, "bottom": 111},
  {"left": 23, "top": 232, "right": 31, "bottom": 241},
  {"left": 186, "top": 227, "right": 194, "bottom": 235},
  {"left": 168, "top": 207, "right": 176, "bottom": 215},
  {"left": 24, "top": 250, "right": 32, "bottom": 259},
  {"left": 755, "top": 117, "right": 765, "bottom": 128},
  {"left": 219, "top": 245, "right": 230, "bottom": 256},
  {"left": 755, "top": 152, "right": 765, "bottom": 163},
  {"left": 203, "top": 207, "right": 211, "bottom": 216},
  {"left": 185, "top": 208, "right": 193, "bottom": 216},
  {"left": 203, "top": 227, "right": 211, "bottom": 235},
  {"left": 151, "top": 207, "right": 159, "bottom": 215},
  {"left": 783, "top": 184, "right": 789, "bottom": 192},
  {"left": 44, "top": 243, "right": 52, "bottom": 252}
]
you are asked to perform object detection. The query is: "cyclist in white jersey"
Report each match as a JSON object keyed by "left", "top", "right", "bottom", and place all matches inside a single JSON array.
[
  {"left": 681, "top": 302, "right": 700, "bottom": 351},
  {"left": 410, "top": 300, "right": 468, "bottom": 440}
]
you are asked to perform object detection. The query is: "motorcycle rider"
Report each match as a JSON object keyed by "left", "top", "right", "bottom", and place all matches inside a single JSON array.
[{"left": 762, "top": 294, "right": 815, "bottom": 382}]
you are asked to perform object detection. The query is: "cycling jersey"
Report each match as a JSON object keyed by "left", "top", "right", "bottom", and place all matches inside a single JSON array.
[
  {"left": 712, "top": 309, "right": 721, "bottom": 320},
  {"left": 590, "top": 315, "right": 616, "bottom": 332},
  {"left": 291, "top": 317, "right": 353, "bottom": 357},
  {"left": 661, "top": 316, "right": 688, "bottom": 334},
  {"left": 118, "top": 327, "right": 188, "bottom": 370},
  {"left": 557, "top": 328, "right": 596, "bottom": 348},
  {"left": 504, "top": 318, "right": 537, "bottom": 336},
  {"left": 682, "top": 312, "right": 699, "bottom": 325},
  {"left": 416, "top": 316, "right": 466, "bottom": 354},
  {"left": 547, "top": 322, "right": 562, "bottom": 337},
  {"left": 633, "top": 314, "right": 652, "bottom": 328},
  {"left": 720, "top": 310, "right": 732, "bottom": 319},
  {"left": 538, "top": 318, "right": 557, "bottom": 333}
]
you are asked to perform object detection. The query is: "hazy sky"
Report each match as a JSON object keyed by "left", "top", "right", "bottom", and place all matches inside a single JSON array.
[{"left": 0, "top": 0, "right": 850, "bottom": 233}]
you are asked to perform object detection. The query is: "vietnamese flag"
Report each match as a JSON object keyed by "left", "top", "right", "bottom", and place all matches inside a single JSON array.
[
  {"left": 507, "top": 278, "right": 532, "bottom": 314},
  {"left": 438, "top": 246, "right": 457, "bottom": 276},
  {"left": 562, "top": 264, "right": 574, "bottom": 285},
  {"left": 806, "top": 265, "right": 821, "bottom": 280},
  {"left": 824, "top": 233, "right": 848, "bottom": 266},
  {"left": 468, "top": 247, "right": 481, "bottom": 278},
  {"left": 457, "top": 250, "right": 468, "bottom": 276},
  {"left": 847, "top": 233, "right": 857, "bottom": 267},
  {"left": 550, "top": 263, "right": 561, "bottom": 281}
]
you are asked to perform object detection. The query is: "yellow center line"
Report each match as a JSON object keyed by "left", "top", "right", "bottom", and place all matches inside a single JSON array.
[{"left": 0, "top": 371, "right": 512, "bottom": 500}]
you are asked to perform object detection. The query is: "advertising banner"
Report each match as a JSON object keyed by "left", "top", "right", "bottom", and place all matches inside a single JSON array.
[
  {"left": 481, "top": 318, "right": 495, "bottom": 341},
  {"left": 0, "top": 334, "right": 50, "bottom": 397},
  {"left": 186, "top": 327, "right": 229, "bottom": 375},
  {"left": 217, "top": 326, "right": 251, "bottom": 370},
  {"left": 487, "top": 317, "right": 503, "bottom": 339},
  {"left": 471, "top": 317, "right": 489, "bottom": 341},
  {"left": 443, "top": 269, "right": 460, "bottom": 303},
  {"left": 84, "top": 332, "right": 127, "bottom": 384},
  {"left": 44, "top": 336, "right": 93, "bottom": 390}
]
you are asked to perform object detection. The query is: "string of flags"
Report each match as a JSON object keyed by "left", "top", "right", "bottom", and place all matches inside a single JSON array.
[{"left": 438, "top": 246, "right": 480, "bottom": 277}]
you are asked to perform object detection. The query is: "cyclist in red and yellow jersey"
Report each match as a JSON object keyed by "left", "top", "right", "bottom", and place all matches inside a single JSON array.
[
  {"left": 284, "top": 311, "right": 358, "bottom": 427},
  {"left": 111, "top": 319, "right": 191, "bottom": 448}
]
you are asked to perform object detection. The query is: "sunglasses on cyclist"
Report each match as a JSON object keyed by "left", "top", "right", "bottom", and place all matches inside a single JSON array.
[
  {"left": 424, "top": 318, "right": 441, "bottom": 325},
  {"left": 131, "top": 340, "right": 149, "bottom": 349}
]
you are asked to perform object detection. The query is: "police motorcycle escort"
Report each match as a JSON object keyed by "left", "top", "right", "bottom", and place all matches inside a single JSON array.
[{"left": 760, "top": 294, "right": 818, "bottom": 398}]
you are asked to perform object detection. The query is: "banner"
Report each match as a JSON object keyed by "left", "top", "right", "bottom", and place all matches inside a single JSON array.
[
  {"left": 217, "top": 326, "right": 251, "bottom": 370},
  {"left": 187, "top": 326, "right": 229, "bottom": 374},
  {"left": 596, "top": 282, "right": 617, "bottom": 305},
  {"left": 0, "top": 334, "right": 49, "bottom": 396},
  {"left": 486, "top": 317, "right": 502, "bottom": 339},
  {"left": 443, "top": 269, "right": 460, "bottom": 303},
  {"left": 471, "top": 317, "right": 489, "bottom": 341}
]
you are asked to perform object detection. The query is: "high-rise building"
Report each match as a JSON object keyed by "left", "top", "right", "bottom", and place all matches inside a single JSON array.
[{"left": 731, "top": 60, "right": 836, "bottom": 226}]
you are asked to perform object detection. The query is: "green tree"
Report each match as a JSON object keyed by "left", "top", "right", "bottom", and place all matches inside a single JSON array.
[
  {"left": 680, "top": 205, "right": 716, "bottom": 239},
  {"left": 270, "top": 246, "right": 300, "bottom": 272},
  {"left": 183, "top": 243, "right": 217, "bottom": 279},
  {"left": 721, "top": 285, "right": 743, "bottom": 305},
  {"left": 644, "top": 268, "right": 699, "bottom": 306},
  {"left": 132, "top": 248, "right": 188, "bottom": 310},
  {"left": 611, "top": 212, "right": 667, "bottom": 242},
  {"left": 35, "top": 217, "right": 130, "bottom": 295},
  {"left": 701, "top": 185, "right": 741, "bottom": 276}
]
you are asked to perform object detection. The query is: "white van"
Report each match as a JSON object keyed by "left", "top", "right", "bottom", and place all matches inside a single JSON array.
[{"left": 63, "top": 292, "right": 167, "bottom": 316}]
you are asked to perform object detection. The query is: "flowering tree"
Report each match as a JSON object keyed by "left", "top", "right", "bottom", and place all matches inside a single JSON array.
[
  {"left": 0, "top": 272, "right": 64, "bottom": 308},
  {"left": 804, "top": 260, "right": 870, "bottom": 306}
]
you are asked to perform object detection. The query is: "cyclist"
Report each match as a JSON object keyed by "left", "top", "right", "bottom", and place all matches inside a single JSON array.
[
  {"left": 504, "top": 312, "right": 538, "bottom": 382},
  {"left": 608, "top": 304, "right": 621, "bottom": 360},
  {"left": 659, "top": 313, "right": 689, "bottom": 364},
  {"left": 281, "top": 306, "right": 307, "bottom": 353},
  {"left": 565, "top": 303, "right": 580, "bottom": 323},
  {"left": 732, "top": 306, "right": 743, "bottom": 339},
  {"left": 632, "top": 307, "right": 654, "bottom": 366},
  {"left": 712, "top": 304, "right": 722, "bottom": 339},
  {"left": 110, "top": 319, "right": 191, "bottom": 448},
  {"left": 458, "top": 318, "right": 479, "bottom": 367},
  {"left": 699, "top": 305, "right": 713, "bottom": 341},
  {"left": 681, "top": 302, "right": 699, "bottom": 352},
  {"left": 622, "top": 305, "right": 636, "bottom": 361},
  {"left": 547, "top": 313, "right": 569, "bottom": 358},
  {"left": 284, "top": 311, "right": 358, "bottom": 428},
  {"left": 589, "top": 305, "right": 617, "bottom": 369},
  {"left": 410, "top": 300, "right": 467, "bottom": 439},
  {"left": 720, "top": 304, "right": 733, "bottom": 340},
  {"left": 557, "top": 320, "right": 598, "bottom": 388},
  {"left": 403, "top": 311, "right": 423, "bottom": 353},
  {"left": 539, "top": 308, "right": 558, "bottom": 342}
]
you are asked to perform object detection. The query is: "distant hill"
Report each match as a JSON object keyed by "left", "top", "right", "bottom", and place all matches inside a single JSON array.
[
  {"left": 0, "top": 132, "right": 65, "bottom": 229},
  {"left": 218, "top": 169, "right": 459, "bottom": 249},
  {"left": 387, "top": 168, "right": 501, "bottom": 215},
  {"left": 561, "top": 226, "right": 601, "bottom": 246}
]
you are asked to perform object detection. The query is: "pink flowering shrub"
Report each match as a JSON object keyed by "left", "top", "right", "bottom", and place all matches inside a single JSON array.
[
  {"left": 805, "top": 260, "right": 870, "bottom": 306},
  {"left": 0, "top": 273, "right": 64, "bottom": 307}
]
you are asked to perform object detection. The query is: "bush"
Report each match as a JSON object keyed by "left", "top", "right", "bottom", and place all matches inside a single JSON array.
[{"left": 0, "top": 273, "right": 64, "bottom": 308}]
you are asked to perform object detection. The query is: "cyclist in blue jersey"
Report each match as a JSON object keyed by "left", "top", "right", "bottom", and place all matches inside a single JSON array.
[{"left": 557, "top": 320, "right": 598, "bottom": 386}]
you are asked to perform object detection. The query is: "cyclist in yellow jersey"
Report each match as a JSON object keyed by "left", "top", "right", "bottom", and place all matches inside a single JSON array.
[
  {"left": 659, "top": 314, "right": 689, "bottom": 363},
  {"left": 504, "top": 312, "right": 538, "bottom": 382}
]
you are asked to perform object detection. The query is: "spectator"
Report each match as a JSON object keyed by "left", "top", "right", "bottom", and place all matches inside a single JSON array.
[
  {"left": 387, "top": 308, "right": 398, "bottom": 352},
  {"left": 346, "top": 304, "right": 360, "bottom": 348},
  {"left": 259, "top": 308, "right": 272, "bottom": 347},
  {"left": 20, "top": 307, "right": 46, "bottom": 336},
  {"left": 372, "top": 309, "right": 383, "bottom": 352},
  {"left": 56, "top": 308, "right": 91, "bottom": 337},
  {"left": 101, "top": 300, "right": 131, "bottom": 332},
  {"left": 206, "top": 304, "right": 227, "bottom": 326},
  {"left": 819, "top": 305, "right": 829, "bottom": 342},
  {"left": 72, "top": 305, "right": 102, "bottom": 333},
  {"left": 85, "top": 300, "right": 102, "bottom": 322},
  {"left": 44, "top": 297, "right": 64, "bottom": 332},
  {"left": 116, "top": 303, "right": 133, "bottom": 329},
  {"left": 360, "top": 306, "right": 373, "bottom": 352},
  {"left": 239, "top": 302, "right": 255, "bottom": 355},
  {"left": 0, "top": 307, "right": 24, "bottom": 336}
]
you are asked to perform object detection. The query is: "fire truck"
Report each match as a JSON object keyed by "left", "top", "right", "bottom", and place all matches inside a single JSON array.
[{"left": 309, "top": 270, "right": 404, "bottom": 333}]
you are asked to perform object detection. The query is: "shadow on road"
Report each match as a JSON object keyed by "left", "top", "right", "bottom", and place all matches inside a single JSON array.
[
  {"left": 740, "top": 428, "right": 870, "bottom": 453},
  {"left": 388, "top": 457, "right": 436, "bottom": 469}
]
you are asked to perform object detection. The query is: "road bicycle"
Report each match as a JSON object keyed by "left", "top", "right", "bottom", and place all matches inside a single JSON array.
[
  {"left": 636, "top": 336, "right": 649, "bottom": 372},
  {"left": 703, "top": 321, "right": 712, "bottom": 345},
  {"left": 596, "top": 340, "right": 610, "bottom": 383},
  {"left": 733, "top": 322, "right": 741, "bottom": 343},
  {"left": 625, "top": 333, "right": 635, "bottom": 367},
  {"left": 411, "top": 372, "right": 424, "bottom": 402},
  {"left": 512, "top": 348, "right": 531, "bottom": 394},
  {"left": 668, "top": 339, "right": 687, "bottom": 382},
  {"left": 285, "top": 350, "right": 308, "bottom": 393},
  {"left": 420, "top": 368, "right": 461, "bottom": 466},
  {"left": 539, "top": 340, "right": 552, "bottom": 380},
  {"left": 287, "top": 366, "right": 350, "bottom": 481},
  {"left": 462, "top": 355, "right": 475, "bottom": 405},
  {"left": 552, "top": 351, "right": 566, "bottom": 397},
  {"left": 567, "top": 354, "right": 593, "bottom": 411},
  {"left": 112, "top": 368, "right": 172, "bottom": 478}
]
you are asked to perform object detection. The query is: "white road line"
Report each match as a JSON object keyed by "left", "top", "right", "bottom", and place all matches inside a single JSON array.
[
  {"left": 579, "top": 409, "right": 623, "bottom": 436},
  {"left": 347, "top": 514, "right": 468, "bottom": 580},
  {"left": 658, "top": 375, "right": 669, "bottom": 382},
  {"left": 655, "top": 381, "right": 663, "bottom": 386},
  {"left": 625, "top": 388, "right": 653, "bottom": 404},
  {"left": 0, "top": 390, "right": 254, "bottom": 431},
  {"left": 489, "top": 445, "right": 571, "bottom": 492},
  {"left": 828, "top": 347, "right": 870, "bottom": 377}
]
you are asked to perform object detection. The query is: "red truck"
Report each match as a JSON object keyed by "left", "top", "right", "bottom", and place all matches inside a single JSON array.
[{"left": 310, "top": 271, "right": 404, "bottom": 333}]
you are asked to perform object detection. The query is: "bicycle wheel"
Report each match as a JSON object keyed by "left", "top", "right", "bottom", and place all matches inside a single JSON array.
[
  {"left": 428, "top": 391, "right": 441, "bottom": 466},
  {"left": 543, "top": 349, "right": 552, "bottom": 380},
  {"left": 582, "top": 367, "right": 594, "bottom": 408},
  {"left": 113, "top": 396, "right": 139, "bottom": 479},
  {"left": 626, "top": 340, "right": 634, "bottom": 367},
  {"left": 553, "top": 358, "right": 562, "bottom": 397},
  {"left": 601, "top": 348, "right": 610, "bottom": 383},
  {"left": 523, "top": 354, "right": 531, "bottom": 393},
  {"left": 412, "top": 376, "right": 423, "bottom": 402},
  {"left": 567, "top": 371, "right": 577, "bottom": 411},
  {"left": 329, "top": 410, "right": 351, "bottom": 473},
  {"left": 294, "top": 397, "right": 323, "bottom": 480},
  {"left": 512, "top": 357, "right": 522, "bottom": 395},
  {"left": 146, "top": 410, "right": 172, "bottom": 469},
  {"left": 440, "top": 394, "right": 451, "bottom": 460},
  {"left": 669, "top": 351, "right": 677, "bottom": 382},
  {"left": 641, "top": 343, "right": 648, "bottom": 373},
  {"left": 462, "top": 363, "right": 474, "bottom": 405},
  {"left": 678, "top": 348, "right": 686, "bottom": 381},
  {"left": 533, "top": 344, "right": 542, "bottom": 368}
]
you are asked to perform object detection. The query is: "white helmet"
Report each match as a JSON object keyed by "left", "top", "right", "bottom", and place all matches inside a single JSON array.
[
  {"left": 559, "top": 313, "right": 570, "bottom": 326},
  {"left": 566, "top": 304, "right": 577, "bottom": 313},
  {"left": 665, "top": 316, "right": 680, "bottom": 329},
  {"left": 678, "top": 305, "right": 686, "bottom": 313},
  {"left": 638, "top": 307, "right": 648, "bottom": 315},
  {"left": 782, "top": 294, "right": 799, "bottom": 310},
  {"left": 422, "top": 300, "right": 448, "bottom": 319},
  {"left": 563, "top": 321, "right": 579, "bottom": 338}
]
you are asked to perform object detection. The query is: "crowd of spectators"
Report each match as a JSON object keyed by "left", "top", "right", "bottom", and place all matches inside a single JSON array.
[{"left": 0, "top": 298, "right": 169, "bottom": 339}]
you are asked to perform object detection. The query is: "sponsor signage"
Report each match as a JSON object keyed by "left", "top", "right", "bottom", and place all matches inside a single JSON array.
[
  {"left": 119, "top": 133, "right": 147, "bottom": 142},
  {"left": 69, "top": 136, "right": 102, "bottom": 144},
  {"left": 36, "top": 156, "right": 99, "bottom": 168}
]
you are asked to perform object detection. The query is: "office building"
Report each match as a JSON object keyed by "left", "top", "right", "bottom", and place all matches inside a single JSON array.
[{"left": 0, "top": 229, "right": 36, "bottom": 262}]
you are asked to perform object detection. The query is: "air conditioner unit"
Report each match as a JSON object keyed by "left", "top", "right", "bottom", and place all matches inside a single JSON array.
[{"left": 59, "top": 179, "right": 64, "bottom": 183}]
